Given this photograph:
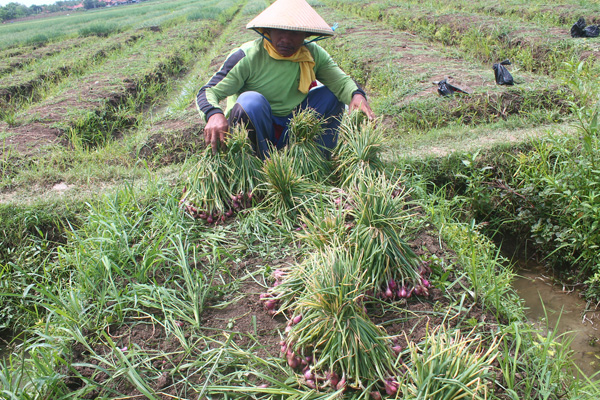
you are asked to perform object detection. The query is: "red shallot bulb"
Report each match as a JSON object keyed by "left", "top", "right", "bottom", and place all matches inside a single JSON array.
[
  {"left": 384, "top": 377, "right": 399, "bottom": 396},
  {"left": 399, "top": 287, "right": 408, "bottom": 298},
  {"left": 370, "top": 391, "right": 382, "bottom": 400}
]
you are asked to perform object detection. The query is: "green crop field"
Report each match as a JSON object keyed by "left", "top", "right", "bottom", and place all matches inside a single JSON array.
[{"left": 1, "top": 0, "right": 600, "bottom": 398}]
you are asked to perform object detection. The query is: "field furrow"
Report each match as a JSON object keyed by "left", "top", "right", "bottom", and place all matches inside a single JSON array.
[
  {"left": 395, "top": 0, "right": 600, "bottom": 27},
  {"left": 0, "top": 15, "right": 235, "bottom": 153},
  {"left": 0, "top": 36, "right": 99, "bottom": 76},
  {"left": 0, "top": 31, "right": 146, "bottom": 115},
  {"left": 136, "top": 17, "right": 259, "bottom": 165},
  {"left": 0, "top": 0, "right": 238, "bottom": 50}
]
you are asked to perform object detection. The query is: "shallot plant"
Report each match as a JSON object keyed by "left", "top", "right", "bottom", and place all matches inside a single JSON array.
[
  {"left": 295, "top": 197, "right": 351, "bottom": 251},
  {"left": 348, "top": 174, "right": 422, "bottom": 293},
  {"left": 181, "top": 146, "right": 234, "bottom": 223},
  {"left": 265, "top": 252, "right": 318, "bottom": 315},
  {"left": 226, "top": 124, "right": 264, "bottom": 203},
  {"left": 402, "top": 324, "right": 500, "bottom": 400},
  {"left": 260, "top": 148, "right": 327, "bottom": 228},
  {"left": 332, "top": 112, "right": 386, "bottom": 189},
  {"left": 181, "top": 127, "right": 263, "bottom": 223},
  {"left": 286, "top": 108, "right": 332, "bottom": 182},
  {"left": 284, "top": 247, "right": 395, "bottom": 391}
]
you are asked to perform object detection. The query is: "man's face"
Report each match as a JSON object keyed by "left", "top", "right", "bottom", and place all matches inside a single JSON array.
[{"left": 268, "top": 29, "right": 307, "bottom": 57}]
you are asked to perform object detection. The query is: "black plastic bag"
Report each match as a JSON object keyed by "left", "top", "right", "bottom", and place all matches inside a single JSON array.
[
  {"left": 584, "top": 25, "right": 600, "bottom": 38},
  {"left": 571, "top": 17, "right": 587, "bottom": 37},
  {"left": 571, "top": 17, "right": 600, "bottom": 38},
  {"left": 437, "top": 79, "right": 469, "bottom": 96},
  {"left": 493, "top": 60, "right": 514, "bottom": 85}
]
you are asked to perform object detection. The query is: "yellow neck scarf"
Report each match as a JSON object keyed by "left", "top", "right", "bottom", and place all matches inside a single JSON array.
[{"left": 263, "top": 38, "right": 315, "bottom": 94}]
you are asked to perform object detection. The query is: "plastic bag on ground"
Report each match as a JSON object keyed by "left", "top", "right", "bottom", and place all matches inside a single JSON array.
[
  {"left": 493, "top": 60, "right": 514, "bottom": 86},
  {"left": 571, "top": 17, "right": 600, "bottom": 38},
  {"left": 584, "top": 25, "right": 600, "bottom": 38},
  {"left": 437, "top": 79, "right": 469, "bottom": 96}
]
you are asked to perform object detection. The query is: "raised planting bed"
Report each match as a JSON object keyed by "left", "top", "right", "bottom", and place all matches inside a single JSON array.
[
  {"left": 327, "top": 0, "right": 600, "bottom": 75},
  {"left": 0, "top": 36, "right": 100, "bottom": 77},
  {"left": 134, "top": 11, "right": 259, "bottom": 167},
  {"left": 393, "top": 0, "right": 600, "bottom": 27},
  {"left": 0, "top": 18, "right": 229, "bottom": 154},
  {"left": 0, "top": 31, "right": 145, "bottom": 115},
  {"left": 318, "top": 6, "right": 573, "bottom": 135}
]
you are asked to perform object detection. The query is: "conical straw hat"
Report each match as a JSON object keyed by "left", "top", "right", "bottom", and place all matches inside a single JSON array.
[{"left": 246, "top": 0, "right": 334, "bottom": 36}]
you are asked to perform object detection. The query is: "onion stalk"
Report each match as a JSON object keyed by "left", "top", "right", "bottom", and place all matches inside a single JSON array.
[
  {"left": 332, "top": 112, "right": 386, "bottom": 189},
  {"left": 284, "top": 247, "right": 394, "bottom": 389}
]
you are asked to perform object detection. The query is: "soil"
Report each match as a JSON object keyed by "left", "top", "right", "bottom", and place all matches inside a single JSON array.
[
  {"left": 1, "top": 2, "right": 581, "bottom": 162},
  {"left": 0, "top": 23, "right": 214, "bottom": 161},
  {"left": 0, "top": 36, "right": 93, "bottom": 75},
  {"left": 136, "top": 110, "right": 205, "bottom": 166},
  {"left": 0, "top": 4, "right": 527, "bottom": 157},
  {"left": 61, "top": 225, "right": 505, "bottom": 399},
  {"left": 0, "top": 32, "right": 145, "bottom": 108},
  {"left": 1, "top": 122, "right": 64, "bottom": 154}
]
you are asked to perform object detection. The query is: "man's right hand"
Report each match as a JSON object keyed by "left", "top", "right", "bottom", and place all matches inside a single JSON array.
[{"left": 204, "top": 113, "right": 229, "bottom": 154}]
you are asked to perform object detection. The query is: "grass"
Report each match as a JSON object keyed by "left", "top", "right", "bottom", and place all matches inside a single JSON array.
[
  {"left": 1, "top": 18, "right": 225, "bottom": 161},
  {"left": 324, "top": 0, "right": 600, "bottom": 76},
  {"left": 317, "top": 5, "right": 576, "bottom": 144},
  {"left": 0, "top": 0, "right": 242, "bottom": 50},
  {"left": 1, "top": 0, "right": 600, "bottom": 398},
  {"left": 387, "top": 121, "right": 578, "bottom": 160},
  {"left": 2, "top": 163, "right": 595, "bottom": 398},
  {"left": 0, "top": 34, "right": 120, "bottom": 109},
  {"left": 403, "top": 59, "right": 600, "bottom": 300},
  {"left": 394, "top": 0, "right": 600, "bottom": 28},
  {"left": 0, "top": 1, "right": 258, "bottom": 197}
]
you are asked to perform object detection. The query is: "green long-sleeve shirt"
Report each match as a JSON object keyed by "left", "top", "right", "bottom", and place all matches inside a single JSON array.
[{"left": 196, "top": 38, "right": 363, "bottom": 120}]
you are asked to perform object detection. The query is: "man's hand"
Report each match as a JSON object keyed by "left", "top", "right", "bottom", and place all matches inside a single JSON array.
[
  {"left": 348, "top": 93, "right": 375, "bottom": 121},
  {"left": 204, "top": 113, "right": 229, "bottom": 154}
]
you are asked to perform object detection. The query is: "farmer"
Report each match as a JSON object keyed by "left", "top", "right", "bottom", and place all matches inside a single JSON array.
[{"left": 196, "top": 0, "right": 375, "bottom": 159}]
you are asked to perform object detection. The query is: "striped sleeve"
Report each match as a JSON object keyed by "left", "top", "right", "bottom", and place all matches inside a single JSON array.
[{"left": 196, "top": 48, "right": 246, "bottom": 121}]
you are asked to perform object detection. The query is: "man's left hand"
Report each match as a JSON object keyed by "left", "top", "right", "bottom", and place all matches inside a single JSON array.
[{"left": 349, "top": 93, "right": 375, "bottom": 121}]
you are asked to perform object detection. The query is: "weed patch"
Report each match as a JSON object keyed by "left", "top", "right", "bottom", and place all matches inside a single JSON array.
[{"left": 78, "top": 23, "right": 120, "bottom": 38}]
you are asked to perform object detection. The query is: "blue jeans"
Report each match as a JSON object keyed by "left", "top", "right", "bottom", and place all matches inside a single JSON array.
[{"left": 228, "top": 86, "right": 345, "bottom": 159}]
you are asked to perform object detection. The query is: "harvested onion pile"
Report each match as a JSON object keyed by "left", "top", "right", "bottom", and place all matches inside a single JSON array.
[{"left": 180, "top": 125, "right": 263, "bottom": 223}]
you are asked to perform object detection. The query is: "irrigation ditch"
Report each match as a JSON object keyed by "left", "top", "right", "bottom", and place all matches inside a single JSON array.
[
  {"left": 412, "top": 144, "right": 600, "bottom": 378},
  {"left": 402, "top": 130, "right": 600, "bottom": 380},
  {"left": 1, "top": 0, "right": 600, "bottom": 398},
  {"left": 510, "top": 251, "right": 600, "bottom": 379}
]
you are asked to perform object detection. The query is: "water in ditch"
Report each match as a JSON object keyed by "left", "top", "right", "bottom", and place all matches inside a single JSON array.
[{"left": 511, "top": 255, "right": 600, "bottom": 379}]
